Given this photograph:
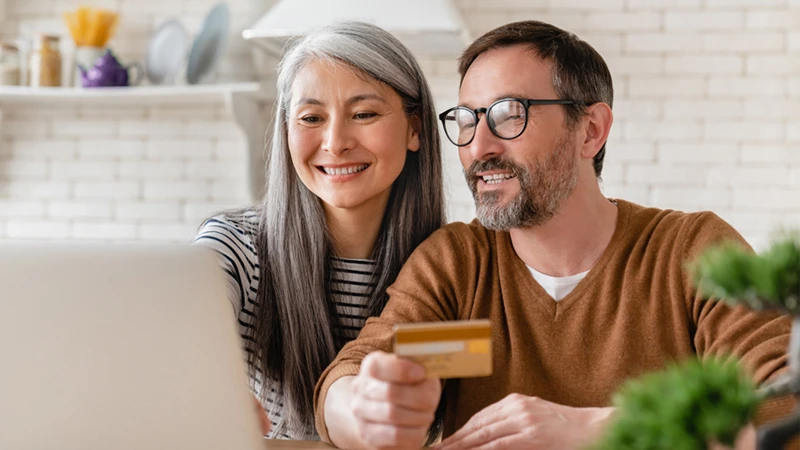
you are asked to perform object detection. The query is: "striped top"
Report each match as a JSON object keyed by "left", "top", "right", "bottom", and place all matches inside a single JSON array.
[{"left": 193, "top": 210, "right": 376, "bottom": 440}]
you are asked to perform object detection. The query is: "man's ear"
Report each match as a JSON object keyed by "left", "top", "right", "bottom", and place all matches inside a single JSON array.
[{"left": 580, "top": 103, "right": 613, "bottom": 160}]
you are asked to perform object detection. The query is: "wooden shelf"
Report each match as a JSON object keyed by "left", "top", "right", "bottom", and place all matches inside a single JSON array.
[{"left": 0, "top": 83, "right": 266, "bottom": 105}]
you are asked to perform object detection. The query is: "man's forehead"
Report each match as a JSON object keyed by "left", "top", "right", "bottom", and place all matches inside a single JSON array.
[{"left": 458, "top": 46, "right": 555, "bottom": 106}]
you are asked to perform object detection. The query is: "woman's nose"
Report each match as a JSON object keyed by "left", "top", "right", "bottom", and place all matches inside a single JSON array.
[{"left": 322, "top": 117, "right": 356, "bottom": 156}]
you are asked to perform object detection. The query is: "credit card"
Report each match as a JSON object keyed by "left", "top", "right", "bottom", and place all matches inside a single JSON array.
[{"left": 393, "top": 319, "right": 492, "bottom": 379}]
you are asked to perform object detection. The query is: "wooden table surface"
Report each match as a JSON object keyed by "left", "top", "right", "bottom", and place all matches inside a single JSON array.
[{"left": 264, "top": 440, "right": 426, "bottom": 449}]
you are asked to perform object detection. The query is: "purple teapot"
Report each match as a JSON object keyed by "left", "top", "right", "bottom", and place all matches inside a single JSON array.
[{"left": 79, "top": 49, "right": 143, "bottom": 88}]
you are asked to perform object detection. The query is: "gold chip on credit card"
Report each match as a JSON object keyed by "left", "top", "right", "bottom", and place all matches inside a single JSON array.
[{"left": 393, "top": 319, "right": 492, "bottom": 379}]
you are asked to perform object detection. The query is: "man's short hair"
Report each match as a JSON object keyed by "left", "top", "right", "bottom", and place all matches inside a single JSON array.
[{"left": 458, "top": 20, "right": 614, "bottom": 178}]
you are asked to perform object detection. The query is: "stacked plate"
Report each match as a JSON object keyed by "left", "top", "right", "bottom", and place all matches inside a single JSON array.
[{"left": 145, "top": 3, "right": 230, "bottom": 85}]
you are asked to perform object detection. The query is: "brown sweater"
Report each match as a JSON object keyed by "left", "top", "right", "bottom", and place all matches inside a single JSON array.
[{"left": 314, "top": 199, "right": 794, "bottom": 442}]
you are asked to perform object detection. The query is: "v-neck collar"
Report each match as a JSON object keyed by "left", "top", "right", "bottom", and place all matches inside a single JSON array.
[{"left": 498, "top": 199, "right": 633, "bottom": 319}]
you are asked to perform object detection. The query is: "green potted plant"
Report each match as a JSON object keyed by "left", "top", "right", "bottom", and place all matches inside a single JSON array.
[
  {"left": 591, "top": 357, "right": 760, "bottom": 450},
  {"left": 689, "top": 234, "right": 799, "bottom": 449},
  {"left": 592, "top": 234, "right": 799, "bottom": 450}
]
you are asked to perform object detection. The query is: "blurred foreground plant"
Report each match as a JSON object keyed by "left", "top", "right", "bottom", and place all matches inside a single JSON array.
[
  {"left": 593, "top": 234, "right": 799, "bottom": 450},
  {"left": 688, "top": 234, "right": 799, "bottom": 449},
  {"left": 591, "top": 357, "right": 758, "bottom": 450}
]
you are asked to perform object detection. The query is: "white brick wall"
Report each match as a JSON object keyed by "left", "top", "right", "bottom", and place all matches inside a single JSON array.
[
  {"left": 0, "top": 100, "right": 249, "bottom": 242},
  {"left": 0, "top": 0, "right": 798, "bottom": 249},
  {"left": 47, "top": 201, "right": 113, "bottom": 219}
]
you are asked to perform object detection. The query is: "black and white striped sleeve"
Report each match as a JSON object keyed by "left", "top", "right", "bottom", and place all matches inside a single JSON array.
[{"left": 193, "top": 215, "right": 259, "bottom": 321}]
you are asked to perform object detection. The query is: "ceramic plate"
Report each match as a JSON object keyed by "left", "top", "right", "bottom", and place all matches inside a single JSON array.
[
  {"left": 186, "top": 3, "right": 230, "bottom": 85},
  {"left": 145, "top": 19, "right": 188, "bottom": 85}
]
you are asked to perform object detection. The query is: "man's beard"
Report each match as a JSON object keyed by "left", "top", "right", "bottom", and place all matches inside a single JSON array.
[{"left": 464, "top": 133, "right": 579, "bottom": 231}]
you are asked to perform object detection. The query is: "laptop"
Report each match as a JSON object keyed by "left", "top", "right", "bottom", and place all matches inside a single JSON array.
[{"left": 0, "top": 243, "right": 267, "bottom": 450}]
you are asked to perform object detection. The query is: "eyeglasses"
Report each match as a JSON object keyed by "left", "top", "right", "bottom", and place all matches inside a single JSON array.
[{"left": 438, "top": 98, "right": 580, "bottom": 147}]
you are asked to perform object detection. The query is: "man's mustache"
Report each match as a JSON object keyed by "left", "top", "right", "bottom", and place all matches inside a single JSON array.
[{"left": 465, "top": 158, "right": 526, "bottom": 187}]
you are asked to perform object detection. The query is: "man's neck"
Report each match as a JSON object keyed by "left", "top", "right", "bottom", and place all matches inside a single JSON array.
[{"left": 509, "top": 182, "right": 618, "bottom": 277}]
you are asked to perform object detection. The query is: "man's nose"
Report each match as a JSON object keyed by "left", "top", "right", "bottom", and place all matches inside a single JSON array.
[{"left": 467, "top": 114, "right": 505, "bottom": 162}]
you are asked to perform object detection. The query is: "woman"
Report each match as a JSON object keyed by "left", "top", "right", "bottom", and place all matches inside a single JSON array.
[{"left": 194, "top": 21, "right": 445, "bottom": 440}]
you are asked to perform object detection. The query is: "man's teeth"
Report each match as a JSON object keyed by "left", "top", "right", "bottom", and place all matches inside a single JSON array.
[
  {"left": 481, "top": 173, "right": 515, "bottom": 185},
  {"left": 322, "top": 164, "right": 369, "bottom": 175}
]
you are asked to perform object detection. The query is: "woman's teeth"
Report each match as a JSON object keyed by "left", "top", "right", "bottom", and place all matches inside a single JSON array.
[
  {"left": 482, "top": 173, "right": 515, "bottom": 185},
  {"left": 321, "top": 164, "right": 369, "bottom": 175}
]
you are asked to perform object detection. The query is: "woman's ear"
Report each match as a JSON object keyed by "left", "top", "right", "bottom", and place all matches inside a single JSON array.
[{"left": 407, "top": 116, "right": 421, "bottom": 152}]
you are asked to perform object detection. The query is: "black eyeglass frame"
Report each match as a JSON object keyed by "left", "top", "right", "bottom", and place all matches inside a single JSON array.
[{"left": 438, "top": 98, "right": 581, "bottom": 147}]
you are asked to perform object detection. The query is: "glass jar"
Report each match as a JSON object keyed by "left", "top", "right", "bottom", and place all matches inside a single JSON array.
[
  {"left": 28, "top": 34, "right": 61, "bottom": 87},
  {"left": 0, "top": 43, "right": 21, "bottom": 86}
]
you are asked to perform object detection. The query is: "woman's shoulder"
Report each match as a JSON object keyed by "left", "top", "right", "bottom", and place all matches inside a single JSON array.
[
  {"left": 194, "top": 208, "right": 260, "bottom": 257},
  {"left": 198, "top": 208, "right": 258, "bottom": 233}
]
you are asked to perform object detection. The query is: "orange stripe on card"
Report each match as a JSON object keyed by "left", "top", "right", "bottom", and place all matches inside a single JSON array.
[{"left": 394, "top": 320, "right": 490, "bottom": 344}]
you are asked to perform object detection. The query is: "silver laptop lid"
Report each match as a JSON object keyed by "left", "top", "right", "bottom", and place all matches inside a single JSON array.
[{"left": 0, "top": 244, "right": 265, "bottom": 450}]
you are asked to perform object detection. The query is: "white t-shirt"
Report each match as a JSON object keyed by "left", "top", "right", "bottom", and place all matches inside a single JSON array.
[{"left": 527, "top": 266, "right": 589, "bottom": 301}]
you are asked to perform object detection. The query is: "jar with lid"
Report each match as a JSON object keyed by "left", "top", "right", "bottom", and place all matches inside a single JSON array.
[
  {"left": 0, "top": 43, "right": 21, "bottom": 86},
  {"left": 28, "top": 34, "right": 61, "bottom": 87}
]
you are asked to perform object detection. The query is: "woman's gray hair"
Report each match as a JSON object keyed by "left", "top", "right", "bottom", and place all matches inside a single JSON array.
[{"left": 251, "top": 21, "right": 445, "bottom": 439}]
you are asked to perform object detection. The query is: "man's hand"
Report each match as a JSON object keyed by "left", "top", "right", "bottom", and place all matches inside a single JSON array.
[
  {"left": 709, "top": 424, "right": 756, "bottom": 450},
  {"left": 433, "top": 394, "right": 614, "bottom": 450},
  {"left": 325, "top": 351, "right": 442, "bottom": 449}
]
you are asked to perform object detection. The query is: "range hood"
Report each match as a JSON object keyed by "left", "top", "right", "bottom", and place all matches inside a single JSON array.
[{"left": 242, "top": 0, "right": 471, "bottom": 57}]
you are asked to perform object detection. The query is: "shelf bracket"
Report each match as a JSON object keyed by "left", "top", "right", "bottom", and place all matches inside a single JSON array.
[{"left": 228, "top": 90, "right": 270, "bottom": 202}]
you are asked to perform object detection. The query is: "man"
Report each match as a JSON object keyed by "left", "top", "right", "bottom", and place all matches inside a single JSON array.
[{"left": 313, "top": 21, "right": 793, "bottom": 449}]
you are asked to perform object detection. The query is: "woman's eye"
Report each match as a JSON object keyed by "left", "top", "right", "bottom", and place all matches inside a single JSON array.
[
  {"left": 301, "top": 116, "right": 322, "bottom": 123},
  {"left": 354, "top": 112, "right": 377, "bottom": 120}
]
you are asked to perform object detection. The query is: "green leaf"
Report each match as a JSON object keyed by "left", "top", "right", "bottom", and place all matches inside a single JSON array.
[
  {"left": 688, "top": 233, "right": 800, "bottom": 314},
  {"left": 590, "top": 357, "right": 758, "bottom": 450}
]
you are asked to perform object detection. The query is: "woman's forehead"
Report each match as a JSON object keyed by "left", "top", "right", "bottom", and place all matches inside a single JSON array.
[{"left": 290, "top": 58, "right": 400, "bottom": 105}]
